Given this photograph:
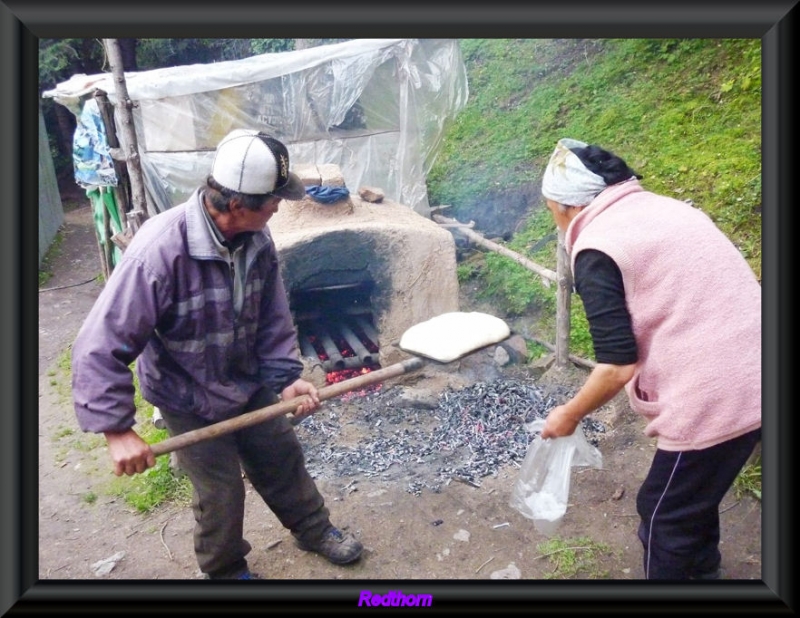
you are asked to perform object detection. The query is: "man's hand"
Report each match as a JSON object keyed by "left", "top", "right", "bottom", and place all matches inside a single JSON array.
[
  {"left": 281, "top": 379, "right": 321, "bottom": 420},
  {"left": 103, "top": 429, "right": 156, "bottom": 476}
]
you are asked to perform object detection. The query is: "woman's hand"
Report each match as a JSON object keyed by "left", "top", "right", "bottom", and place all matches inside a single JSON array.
[
  {"left": 540, "top": 363, "right": 635, "bottom": 440},
  {"left": 540, "top": 405, "right": 581, "bottom": 439}
]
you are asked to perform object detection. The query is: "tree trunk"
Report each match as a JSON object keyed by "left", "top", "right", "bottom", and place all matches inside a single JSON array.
[
  {"left": 94, "top": 89, "right": 131, "bottom": 217},
  {"left": 102, "top": 38, "right": 149, "bottom": 229},
  {"left": 117, "top": 38, "right": 138, "bottom": 71}
]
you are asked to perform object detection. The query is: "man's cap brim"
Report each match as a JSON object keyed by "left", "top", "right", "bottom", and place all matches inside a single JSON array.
[{"left": 270, "top": 173, "right": 307, "bottom": 201}]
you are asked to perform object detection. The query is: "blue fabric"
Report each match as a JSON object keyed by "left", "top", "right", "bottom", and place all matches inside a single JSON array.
[
  {"left": 305, "top": 185, "right": 350, "bottom": 204},
  {"left": 73, "top": 98, "right": 118, "bottom": 188}
]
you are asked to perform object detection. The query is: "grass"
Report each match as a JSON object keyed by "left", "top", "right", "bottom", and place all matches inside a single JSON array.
[
  {"left": 39, "top": 228, "right": 65, "bottom": 287},
  {"left": 48, "top": 349, "right": 193, "bottom": 513},
  {"left": 535, "top": 535, "right": 615, "bottom": 579},
  {"left": 427, "top": 38, "right": 762, "bottom": 497},
  {"left": 52, "top": 426, "right": 75, "bottom": 439},
  {"left": 107, "top": 452, "right": 193, "bottom": 513},
  {"left": 428, "top": 39, "right": 761, "bottom": 364},
  {"left": 105, "top": 369, "right": 193, "bottom": 513},
  {"left": 47, "top": 348, "right": 75, "bottom": 405},
  {"left": 733, "top": 456, "right": 762, "bottom": 501}
]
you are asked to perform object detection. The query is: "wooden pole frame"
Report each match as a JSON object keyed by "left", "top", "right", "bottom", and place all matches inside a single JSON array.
[
  {"left": 435, "top": 213, "right": 575, "bottom": 369},
  {"left": 102, "top": 38, "right": 148, "bottom": 233},
  {"left": 555, "top": 228, "right": 572, "bottom": 367}
]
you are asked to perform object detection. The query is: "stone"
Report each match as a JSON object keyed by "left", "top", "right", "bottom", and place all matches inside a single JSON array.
[
  {"left": 528, "top": 353, "right": 555, "bottom": 379},
  {"left": 358, "top": 186, "right": 385, "bottom": 203},
  {"left": 499, "top": 334, "right": 529, "bottom": 364},
  {"left": 490, "top": 562, "right": 521, "bottom": 579},
  {"left": 493, "top": 345, "right": 510, "bottom": 366}
]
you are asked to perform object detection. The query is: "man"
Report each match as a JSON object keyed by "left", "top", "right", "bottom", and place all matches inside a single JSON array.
[
  {"left": 538, "top": 138, "right": 761, "bottom": 579},
  {"left": 72, "top": 129, "right": 363, "bottom": 579}
]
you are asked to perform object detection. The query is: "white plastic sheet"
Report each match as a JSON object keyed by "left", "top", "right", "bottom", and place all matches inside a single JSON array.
[{"left": 43, "top": 39, "right": 469, "bottom": 217}]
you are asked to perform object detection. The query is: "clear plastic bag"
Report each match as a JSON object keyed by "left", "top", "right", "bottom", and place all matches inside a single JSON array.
[{"left": 509, "top": 419, "right": 603, "bottom": 536}]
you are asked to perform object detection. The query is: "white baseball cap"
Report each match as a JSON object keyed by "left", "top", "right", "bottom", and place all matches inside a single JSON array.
[{"left": 211, "top": 129, "right": 306, "bottom": 200}]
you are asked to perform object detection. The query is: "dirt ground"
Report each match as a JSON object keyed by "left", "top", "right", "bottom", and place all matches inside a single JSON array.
[{"left": 36, "top": 197, "right": 762, "bottom": 591}]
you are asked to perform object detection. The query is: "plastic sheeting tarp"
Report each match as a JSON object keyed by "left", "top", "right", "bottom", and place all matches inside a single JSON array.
[
  {"left": 43, "top": 39, "right": 469, "bottom": 216},
  {"left": 39, "top": 107, "right": 64, "bottom": 267}
]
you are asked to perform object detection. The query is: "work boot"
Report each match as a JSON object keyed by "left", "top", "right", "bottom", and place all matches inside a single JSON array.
[{"left": 295, "top": 525, "right": 363, "bottom": 565}]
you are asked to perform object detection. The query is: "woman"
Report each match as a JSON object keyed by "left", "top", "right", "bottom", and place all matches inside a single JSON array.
[{"left": 538, "top": 138, "right": 761, "bottom": 580}]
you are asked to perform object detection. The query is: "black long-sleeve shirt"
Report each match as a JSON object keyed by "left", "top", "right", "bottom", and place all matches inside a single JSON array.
[{"left": 573, "top": 249, "right": 638, "bottom": 365}]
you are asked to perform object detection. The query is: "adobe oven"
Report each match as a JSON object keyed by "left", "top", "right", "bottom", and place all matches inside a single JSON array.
[{"left": 269, "top": 164, "right": 460, "bottom": 378}]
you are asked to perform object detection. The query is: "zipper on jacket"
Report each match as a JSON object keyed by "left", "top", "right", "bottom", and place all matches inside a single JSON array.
[{"left": 229, "top": 255, "right": 238, "bottom": 324}]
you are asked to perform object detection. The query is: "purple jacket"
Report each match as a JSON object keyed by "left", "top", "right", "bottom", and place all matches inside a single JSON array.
[{"left": 72, "top": 189, "right": 303, "bottom": 433}]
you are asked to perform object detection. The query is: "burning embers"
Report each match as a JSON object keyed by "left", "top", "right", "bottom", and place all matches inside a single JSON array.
[
  {"left": 292, "top": 281, "right": 382, "bottom": 389},
  {"left": 302, "top": 322, "right": 381, "bottom": 387},
  {"left": 307, "top": 329, "right": 382, "bottom": 397},
  {"left": 296, "top": 377, "right": 607, "bottom": 495}
]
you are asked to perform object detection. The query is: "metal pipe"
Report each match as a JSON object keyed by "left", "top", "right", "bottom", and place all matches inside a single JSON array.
[
  {"left": 316, "top": 329, "right": 346, "bottom": 370},
  {"left": 322, "top": 355, "right": 369, "bottom": 373},
  {"left": 299, "top": 335, "right": 319, "bottom": 361},
  {"left": 337, "top": 322, "right": 375, "bottom": 366},
  {"left": 152, "top": 406, "right": 166, "bottom": 429},
  {"left": 355, "top": 316, "right": 379, "bottom": 348}
]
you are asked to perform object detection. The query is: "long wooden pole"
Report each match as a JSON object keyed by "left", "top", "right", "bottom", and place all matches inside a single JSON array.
[
  {"left": 102, "top": 38, "right": 148, "bottom": 230},
  {"left": 554, "top": 229, "right": 572, "bottom": 367},
  {"left": 433, "top": 214, "right": 557, "bottom": 285},
  {"left": 530, "top": 337, "right": 594, "bottom": 370},
  {"left": 150, "top": 357, "right": 424, "bottom": 457}
]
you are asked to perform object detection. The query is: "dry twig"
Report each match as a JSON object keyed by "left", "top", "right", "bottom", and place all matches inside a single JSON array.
[
  {"left": 475, "top": 556, "right": 494, "bottom": 574},
  {"left": 159, "top": 520, "right": 173, "bottom": 561},
  {"left": 720, "top": 501, "right": 740, "bottom": 514}
]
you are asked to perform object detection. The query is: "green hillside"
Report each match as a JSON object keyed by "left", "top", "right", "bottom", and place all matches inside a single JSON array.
[{"left": 427, "top": 38, "right": 761, "bottom": 359}]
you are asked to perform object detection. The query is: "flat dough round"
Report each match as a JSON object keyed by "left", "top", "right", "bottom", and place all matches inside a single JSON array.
[{"left": 399, "top": 311, "right": 511, "bottom": 363}]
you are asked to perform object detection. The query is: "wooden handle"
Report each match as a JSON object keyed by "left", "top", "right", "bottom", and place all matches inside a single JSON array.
[{"left": 150, "top": 357, "right": 424, "bottom": 456}]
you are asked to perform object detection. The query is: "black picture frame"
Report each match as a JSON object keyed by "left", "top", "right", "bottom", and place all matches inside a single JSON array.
[{"left": 5, "top": 2, "right": 795, "bottom": 614}]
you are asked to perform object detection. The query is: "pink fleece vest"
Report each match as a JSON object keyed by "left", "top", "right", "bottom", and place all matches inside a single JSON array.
[{"left": 567, "top": 180, "right": 761, "bottom": 450}]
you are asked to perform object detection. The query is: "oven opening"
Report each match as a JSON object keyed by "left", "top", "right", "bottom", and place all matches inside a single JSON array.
[{"left": 291, "top": 281, "right": 381, "bottom": 375}]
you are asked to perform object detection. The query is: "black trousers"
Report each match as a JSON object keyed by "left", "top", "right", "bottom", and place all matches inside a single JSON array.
[
  {"left": 161, "top": 388, "right": 331, "bottom": 578},
  {"left": 636, "top": 427, "right": 761, "bottom": 579}
]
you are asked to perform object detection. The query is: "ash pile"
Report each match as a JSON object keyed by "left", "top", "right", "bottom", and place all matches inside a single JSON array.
[{"left": 295, "top": 377, "right": 606, "bottom": 496}]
